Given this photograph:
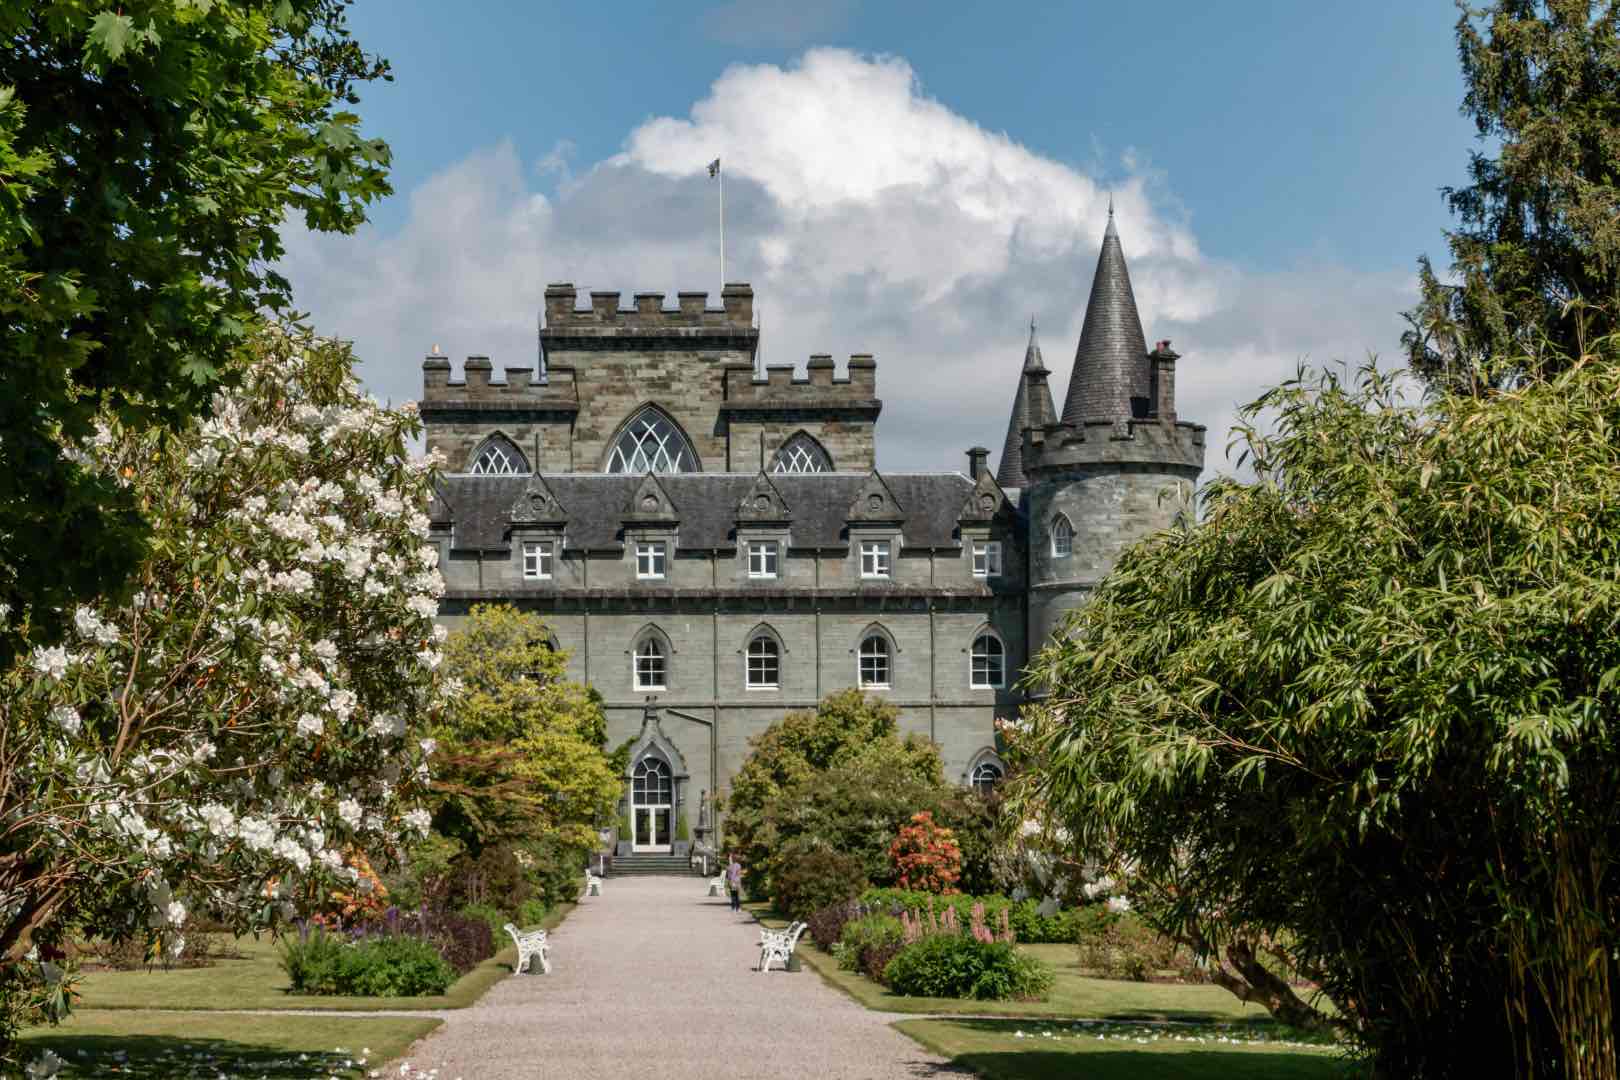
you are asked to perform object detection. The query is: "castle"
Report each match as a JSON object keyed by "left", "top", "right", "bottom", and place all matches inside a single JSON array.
[{"left": 424, "top": 211, "right": 1204, "bottom": 857}]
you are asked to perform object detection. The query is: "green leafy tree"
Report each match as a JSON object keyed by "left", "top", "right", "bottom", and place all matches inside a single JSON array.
[
  {"left": 720, "top": 689, "right": 940, "bottom": 896},
  {"left": 432, "top": 605, "right": 619, "bottom": 860},
  {"left": 0, "top": 1, "right": 391, "bottom": 661},
  {"left": 1013, "top": 346, "right": 1620, "bottom": 1076},
  {"left": 1404, "top": 0, "right": 1620, "bottom": 387}
]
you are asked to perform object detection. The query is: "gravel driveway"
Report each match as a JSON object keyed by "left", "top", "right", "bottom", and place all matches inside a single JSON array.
[{"left": 399, "top": 875, "right": 955, "bottom": 1078}]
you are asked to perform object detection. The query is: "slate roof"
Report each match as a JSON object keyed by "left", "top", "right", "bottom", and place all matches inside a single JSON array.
[
  {"left": 995, "top": 321, "right": 1057, "bottom": 489},
  {"left": 1061, "top": 210, "right": 1151, "bottom": 425},
  {"left": 431, "top": 471, "right": 982, "bottom": 552}
]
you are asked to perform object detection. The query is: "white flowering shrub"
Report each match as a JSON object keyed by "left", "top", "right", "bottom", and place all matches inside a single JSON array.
[{"left": 0, "top": 327, "right": 448, "bottom": 1063}]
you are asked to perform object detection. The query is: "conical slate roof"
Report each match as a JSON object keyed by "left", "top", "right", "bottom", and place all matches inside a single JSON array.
[
  {"left": 1061, "top": 210, "right": 1150, "bottom": 424},
  {"left": 995, "top": 320, "right": 1058, "bottom": 489}
]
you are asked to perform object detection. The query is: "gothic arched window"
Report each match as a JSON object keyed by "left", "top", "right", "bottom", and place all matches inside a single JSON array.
[
  {"left": 858, "top": 633, "right": 892, "bottom": 689},
  {"left": 633, "top": 635, "right": 667, "bottom": 690},
  {"left": 971, "top": 632, "right": 1005, "bottom": 689},
  {"left": 1050, "top": 514, "right": 1073, "bottom": 558},
  {"left": 606, "top": 407, "right": 697, "bottom": 474},
  {"left": 746, "top": 635, "right": 780, "bottom": 688},
  {"left": 468, "top": 435, "right": 529, "bottom": 475},
  {"left": 971, "top": 761, "right": 1004, "bottom": 795},
  {"left": 771, "top": 432, "right": 833, "bottom": 474}
]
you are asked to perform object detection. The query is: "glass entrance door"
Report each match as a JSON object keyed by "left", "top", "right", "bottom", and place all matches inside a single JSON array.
[{"left": 631, "top": 757, "right": 673, "bottom": 853}]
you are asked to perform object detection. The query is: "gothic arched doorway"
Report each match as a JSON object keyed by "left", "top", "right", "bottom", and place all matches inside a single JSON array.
[{"left": 631, "top": 756, "right": 674, "bottom": 852}]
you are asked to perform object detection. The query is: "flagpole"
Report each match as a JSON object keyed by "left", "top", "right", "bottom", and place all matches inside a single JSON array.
[{"left": 718, "top": 162, "right": 725, "bottom": 296}]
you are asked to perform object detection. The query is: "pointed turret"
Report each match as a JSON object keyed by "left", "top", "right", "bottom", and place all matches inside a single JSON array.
[
  {"left": 1061, "top": 207, "right": 1151, "bottom": 424},
  {"left": 996, "top": 319, "right": 1058, "bottom": 489}
]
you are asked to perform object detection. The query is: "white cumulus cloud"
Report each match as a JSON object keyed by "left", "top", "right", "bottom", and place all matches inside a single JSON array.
[{"left": 280, "top": 48, "right": 1412, "bottom": 479}]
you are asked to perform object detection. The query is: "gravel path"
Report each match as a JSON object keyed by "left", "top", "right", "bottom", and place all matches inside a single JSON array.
[{"left": 397, "top": 875, "right": 957, "bottom": 1079}]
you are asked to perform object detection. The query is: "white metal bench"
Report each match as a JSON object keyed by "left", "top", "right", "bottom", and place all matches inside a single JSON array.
[
  {"left": 504, "top": 922, "right": 551, "bottom": 975},
  {"left": 707, "top": 875, "right": 725, "bottom": 897},
  {"left": 585, "top": 869, "right": 603, "bottom": 897},
  {"left": 758, "top": 920, "right": 807, "bottom": 973}
]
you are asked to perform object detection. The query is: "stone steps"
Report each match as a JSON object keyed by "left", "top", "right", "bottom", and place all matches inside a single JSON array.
[{"left": 609, "top": 854, "right": 696, "bottom": 876}]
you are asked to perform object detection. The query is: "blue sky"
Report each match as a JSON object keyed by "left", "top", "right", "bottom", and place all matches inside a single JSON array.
[{"left": 284, "top": 0, "right": 1480, "bottom": 473}]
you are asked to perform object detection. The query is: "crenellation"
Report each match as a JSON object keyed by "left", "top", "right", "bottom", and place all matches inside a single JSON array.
[{"left": 462, "top": 355, "right": 492, "bottom": 390}]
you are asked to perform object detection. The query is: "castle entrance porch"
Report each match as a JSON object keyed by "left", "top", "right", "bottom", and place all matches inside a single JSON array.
[{"left": 631, "top": 756, "right": 673, "bottom": 852}]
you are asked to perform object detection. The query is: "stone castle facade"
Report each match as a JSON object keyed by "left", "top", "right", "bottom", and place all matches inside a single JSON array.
[{"left": 425, "top": 212, "right": 1203, "bottom": 855}]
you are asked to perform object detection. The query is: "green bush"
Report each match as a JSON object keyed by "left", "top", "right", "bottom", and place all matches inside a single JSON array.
[
  {"left": 458, "top": 903, "right": 507, "bottom": 940},
  {"left": 771, "top": 844, "right": 869, "bottom": 921},
  {"left": 882, "top": 934, "right": 1053, "bottom": 1001},
  {"left": 836, "top": 914, "right": 904, "bottom": 973},
  {"left": 514, "top": 899, "right": 550, "bottom": 928},
  {"left": 1075, "top": 911, "right": 1205, "bottom": 983},
  {"left": 280, "top": 928, "right": 457, "bottom": 997}
]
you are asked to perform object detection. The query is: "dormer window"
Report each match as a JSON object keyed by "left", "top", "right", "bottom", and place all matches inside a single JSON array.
[
  {"left": 972, "top": 541, "right": 1002, "bottom": 578},
  {"left": 636, "top": 542, "right": 667, "bottom": 580},
  {"left": 860, "top": 541, "right": 890, "bottom": 579}
]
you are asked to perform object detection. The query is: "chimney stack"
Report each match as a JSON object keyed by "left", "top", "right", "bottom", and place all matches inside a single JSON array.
[{"left": 966, "top": 446, "right": 990, "bottom": 482}]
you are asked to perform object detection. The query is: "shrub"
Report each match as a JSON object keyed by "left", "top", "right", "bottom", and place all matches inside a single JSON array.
[
  {"left": 806, "top": 899, "right": 862, "bottom": 950},
  {"left": 515, "top": 899, "right": 550, "bottom": 929},
  {"left": 861, "top": 888, "right": 1088, "bottom": 945},
  {"left": 882, "top": 934, "right": 1052, "bottom": 1001},
  {"left": 280, "top": 926, "right": 456, "bottom": 997},
  {"left": 348, "top": 906, "right": 494, "bottom": 976},
  {"left": 458, "top": 903, "right": 507, "bottom": 941},
  {"left": 1075, "top": 911, "right": 1204, "bottom": 983},
  {"left": 837, "top": 914, "right": 905, "bottom": 974},
  {"left": 888, "top": 811, "right": 962, "bottom": 893},
  {"left": 770, "top": 845, "right": 869, "bottom": 922}
]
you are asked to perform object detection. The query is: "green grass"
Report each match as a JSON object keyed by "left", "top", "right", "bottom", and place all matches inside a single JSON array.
[
  {"left": 797, "top": 940, "right": 1285, "bottom": 1023},
  {"left": 73, "top": 903, "right": 573, "bottom": 1012},
  {"left": 895, "top": 1018, "right": 1358, "bottom": 1080},
  {"left": 19, "top": 1010, "right": 440, "bottom": 1079}
]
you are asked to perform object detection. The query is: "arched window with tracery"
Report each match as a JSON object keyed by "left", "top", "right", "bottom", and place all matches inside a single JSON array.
[
  {"left": 770, "top": 431, "right": 833, "bottom": 474},
  {"left": 971, "top": 632, "right": 1005, "bottom": 689},
  {"left": 746, "top": 634, "right": 780, "bottom": 688},
  {"left": 605, "top": 407, "right": 698, "bottom": 474},
  {"left": 468, "top": 435, "right": 529, "bottom": 475},
  {"left": 858, "top": 633, "right": 892, "bottom": 689},
  {"left": 633, "top": 635, "right": 667, "bottom": 690},
  {"left": 971, "top": 761, "right": 1004, "bottom": 795},
  {"left": 1050, "top": 513, "right": 1073, "bottom": 558}
]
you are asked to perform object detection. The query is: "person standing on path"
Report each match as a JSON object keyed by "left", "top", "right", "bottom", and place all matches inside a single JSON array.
[{"left": 725, "top": 852, "right": 742, "bottom": 913}]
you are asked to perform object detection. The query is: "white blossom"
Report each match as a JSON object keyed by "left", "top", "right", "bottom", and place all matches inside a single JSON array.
[
  {"left": 296, "top": 713, "right": 324, "bottom": 739},
  {"left": 404, "top": 808, "right": 432, "bottom": 836},
  {"left": 337, "top": 799, "right": 363, "bottom": 829},
  {"left": 31, "top": 645, "right": 71, "bottom": 681},
  {"left": 50, "top": 705, "right": 82, "bottom": 737},
  {"left": 238, "top": 816, "right": 275, "bottom": 853},
  {"left": 199, "top": 803, "right": 236, "bottom": 838},
  {"left": 1106, "top": 895, "right": 1132, "bottom": 914}
]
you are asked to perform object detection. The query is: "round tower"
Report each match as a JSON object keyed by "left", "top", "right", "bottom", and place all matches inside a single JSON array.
[{"left": 1020, "top": 209, "right": 1205, "bottom": 648}]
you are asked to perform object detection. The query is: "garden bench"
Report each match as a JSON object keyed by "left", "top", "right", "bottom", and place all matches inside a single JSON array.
[
  {"left": 585, "top": 869, "right": 603, "bottom": 896},
  {"left": 757, "top": 920, "right": 807, "bottom": 973},
  {"left": 504, "top": 922, "right": 551, "bottom": 975},
  {"left": 707, "top": 875, "right": 725, "bottom": 897}
]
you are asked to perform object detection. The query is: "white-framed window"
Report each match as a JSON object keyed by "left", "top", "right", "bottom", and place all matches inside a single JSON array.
[
  {"left": 605, "top": 407, "right": 696, "bottom": 474},
  {"left": 634, "top": 636, "right": 667, "bottom": 690},
  {"left": 522, "top": 541, "right": 554, "bottom": 580},
  {"left": 469, "top": 436, "right": 528, "bottom": 475},
  {"left": 971, "top": 761, "right": 1004, "bottom": 795},
  {"left": 860, "top": 540, "right": 891, "bottom": 579},
  {"left": 971, "top": 633, "right": 1005, "bottom": 688},
  {"left": 748, "top": 541, "right": 779, "bottom": 579},
  {"left": 858, "top": 634, "right": 891, "bottom": 688},
  {"left": 746, "top": 635, "right": 780, "bottom": 688},
  {"left": 636, "top": 541, "right": 667, "bottom": 580},
  {"left": 1051, "top": 515, "right": 1073, "bottom": 558},
  {"left": 972, "top": 541, "right": 1003, "bottom": 578}
]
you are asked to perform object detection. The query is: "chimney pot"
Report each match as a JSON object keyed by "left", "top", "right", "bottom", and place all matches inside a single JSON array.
[{"left": 966, "top": 446, "right": 990, "bottom": 482}]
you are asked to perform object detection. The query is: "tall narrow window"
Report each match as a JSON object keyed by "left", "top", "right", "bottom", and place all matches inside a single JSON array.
[
  {"left": 522, "top": 541, "right": 554, "bottom": 580},
  {"left": 748, "top": 541, "right": 779, "bottom": 579},
  {"left": 468, "top": 436, "right": 528, "bottom": 475},
  {"left": 859, "top": 634, "right": 891, "bottom": 688},
  {"left": 972, "top": 541, "right": 1002, "bottom": 578},
  {"left": 770, "top": 432, "right": 833, "bottom": 474},
  {"left": 971, "top": 761, "right": 1004, "bottom": 795},
  {"left": 605, "top": 408, "right": 697, "bottom": 474},
  {"left": 636, "top": 542, "right": 667, "bottom": 580},
  {"left": 971, "top": 633, "right": 1005, "bottom": 688},
  {"left": 746, "top": 635, "right": 780, "bottom": 688},
  {"left": 634, "top": 636, "right": 667, "bottom": 690},
  {"left": 1051, "top": 515, "right": 1073, "bottom": 558},
  {"left": 860, "top": 541, "right": 890, "bottom": 579}
]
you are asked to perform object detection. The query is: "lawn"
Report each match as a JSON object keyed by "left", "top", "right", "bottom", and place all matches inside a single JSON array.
[
  {"left": 895, "top": 1018, "right": 1358, "bottom": 1080},
  {"left": 19, "top": 1010, "right": 440, "bottom": 1079},
  {"left": 796, "top": 940, "right": 1286, "bottom": 1023},
  {"left": 72, "top": 903, "right": 573, "bottom": 1012}
]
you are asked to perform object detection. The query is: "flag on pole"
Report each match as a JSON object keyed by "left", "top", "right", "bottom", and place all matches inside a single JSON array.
[{"left": 707, "top": 157, "right": 721, "bottom": 178}]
